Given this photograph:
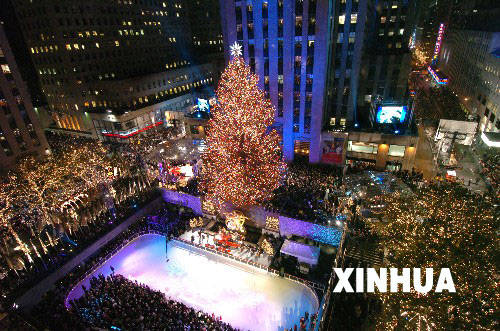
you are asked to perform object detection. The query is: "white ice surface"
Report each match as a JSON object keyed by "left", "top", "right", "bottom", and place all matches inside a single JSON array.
[{"left": 67, "top": 234, "right": 318, "bottom": 331}]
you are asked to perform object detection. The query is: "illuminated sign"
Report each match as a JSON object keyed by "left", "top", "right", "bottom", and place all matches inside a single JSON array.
[
  {"left": 481, "top": 132, "right": 500, "bottom": 148},
  {"left": 433, "top": 23, "right": 445, "bottom": 61},
  {"left": 197, "top": 98, "right": 210, "bottom": 112},
  {"left": 428, "top": 66, "right": 448, "bottom": 85},
  {"left": 102, "top": 121, "right": 163, "bottom": 138},
  {"left": 376, "top": 106, "right": 407, "bottom": 124}
]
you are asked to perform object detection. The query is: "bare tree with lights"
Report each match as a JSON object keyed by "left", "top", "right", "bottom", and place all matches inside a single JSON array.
[
  {"left": 201, "top": 42, "right": 285, "bottom": 211},
  {"left": 370, "top": 183, "right": 498, "bottom": 330}
]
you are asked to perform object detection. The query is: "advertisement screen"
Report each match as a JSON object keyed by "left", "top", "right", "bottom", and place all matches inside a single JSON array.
[
  {"left": 321, "top": 138, "right": 345, "bottom": 165},
  {"left": 376, "top": 106, "right": 407, "bottom": 124},
  {"left": 197, "top": 98, "right": 210, "bottom": 112}
]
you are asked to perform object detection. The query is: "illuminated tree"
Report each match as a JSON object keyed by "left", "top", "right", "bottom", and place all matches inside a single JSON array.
[
  {"left": 201, "top": 48, "right": 285, "bottom": 210},
  {"left": 370, "top": 183, "right": 498, "bottom": 330}
]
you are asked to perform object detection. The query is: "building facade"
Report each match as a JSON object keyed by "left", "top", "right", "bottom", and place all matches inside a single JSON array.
[
  {"left": 439, "top": 30, "right": 500, "bottom": 133},
  {"left": 0, "top": 22, "right": 49, "bottom": 168},
  {"left": 12, "top": 0, "right": 216, "bottom": 140},
  {"left": 220, "top": 0, "right": 417, "bottom": 163},
  {"left": 220, "top": 0, "right": 332, "bottom": 162}
]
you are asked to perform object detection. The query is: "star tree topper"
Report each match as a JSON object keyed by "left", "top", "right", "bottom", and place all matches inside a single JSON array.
[{"left": 230, "top": 41, "right": 243, "bottom": 57}]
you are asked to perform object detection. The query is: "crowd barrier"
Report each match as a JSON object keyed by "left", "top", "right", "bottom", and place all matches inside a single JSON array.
[
  {"left": 172, "top": 237, "right": 325, "bottom": 294},
  {"left": 64, "top": 226, "right": 167, "bottom": 308}
]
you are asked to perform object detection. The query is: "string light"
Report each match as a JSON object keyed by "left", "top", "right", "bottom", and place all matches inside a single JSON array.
[
  {"left": 200, "top": 55, "right": 286, "bottom": 210},
  {"left": 265, "top": 216, "right": 280, "bottom": 232},
  {"left": 260, "top": 238, "right": 274, "bottom": 256},
  {"left": 371, "top": 183, "right": 497, "bottom": 330}
]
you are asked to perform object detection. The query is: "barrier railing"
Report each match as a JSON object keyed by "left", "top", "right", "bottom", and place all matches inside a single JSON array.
[
  {"left": 172, "top": 237, "right": 325, "bottom": 294},
  {"left": 316, "top": 222, "right": 348, "bottom": 331},
  {"left": 65, "top": 229, "right": 325, "bottom": 311},
  {"left": 64, "top": 227, "right": 167, "bottom": 308}
]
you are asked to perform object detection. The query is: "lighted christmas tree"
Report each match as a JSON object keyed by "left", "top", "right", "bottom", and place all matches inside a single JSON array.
[{"left": 201, "top": 42, "right": 285, "bottom": 210}]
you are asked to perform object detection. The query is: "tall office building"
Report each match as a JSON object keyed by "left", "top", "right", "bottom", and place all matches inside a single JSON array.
[
  {"left": 185, "top": 0, "right": 224, "bottom": 60},
  {"left": 0, "top": 22, "right": 49, "bottom": 168},
  {"left": 220, "top": 0, "right": 417, "bottom": 162},
  {"left": 439, "top": 31, "right": 500, "bottom": 133},
  {"left": 220, "top": 0, "right": 331, "bottom": 162},
  {"left": 355, "top": 0, "right": 417, "bottom": 120},
  {"left": 11, "top": 0, "right": 217, "bottom": 141}
]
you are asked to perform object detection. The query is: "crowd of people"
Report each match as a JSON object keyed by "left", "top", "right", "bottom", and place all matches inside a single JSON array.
[
  {"left": 479, "top": 152, "right": 500, "bottom": 195},
  {"left": 18, "top": 203, "right": 197, "bottom": 330},
  {"left": 68, "top": 274, "right": 238, "bottom": 330},
  {"left": 0, "top": 188, "right": 160, "bottom": 310},
  {"left": 267, "top": 162, "right": 344, "bottom": 222}
]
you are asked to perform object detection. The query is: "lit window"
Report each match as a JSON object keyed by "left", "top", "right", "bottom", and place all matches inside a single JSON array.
[
  {"left": 396, "top": 42, "right": 402, "bottom": 48},
  {"left": 73, "top": 44, "right": 79, "bottom": 49},
  {"left": 380, "top": 16, "right": 386, "bottom": 23},
  {"left": 115, "top": 41, "right": 120, "bottom": 46},
  {"left": 399, "top": 28, "right": 404, "bottom": 35},
  {"left": 66, "top": 44, "right": 71, "bottom": 50},
  {"left": 338, "top": 15, "right": 345, "bottom": 24},
  {"left": 388, "top": 145, "right": 405, "bottom": 157},
  {"left": 1, "top": 64, "right": 11, "bottom": 74},
  {"left": 351, "top": 13, "right": 357, "bottom": 24},
  {"left": 95, "top": 42, "right": 100, "bottom": 48},
  {"left": 388, "top": 30, "right": 394, "bottom": 36},
  {"left": 390, "top": 16, "right": 396, "bottom": 22}
]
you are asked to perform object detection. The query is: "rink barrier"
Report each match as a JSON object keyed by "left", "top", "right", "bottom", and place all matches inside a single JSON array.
[
  {"left": 64, "top": 227, "right": 166, "bottom": 309},
  {"left": 65, "top": 229, "right": 324, "bottom": 311},
  {"left": 172, "top": 237, "right": 325, "bottom": 294}
]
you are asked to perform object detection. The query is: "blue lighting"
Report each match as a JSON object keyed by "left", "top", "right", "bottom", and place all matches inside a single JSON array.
[
  {"left": 395, "top": 130, "right": 400, "bottom": 134},
  {"left": 376, "top": 106, "right": 407, "bottom": 123},
  {"left": 354, "top": 123, "right": 359, "bottom": 127}
]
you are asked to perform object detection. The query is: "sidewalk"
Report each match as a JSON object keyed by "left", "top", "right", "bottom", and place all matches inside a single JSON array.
[{"left": 14, "top": 197, "right": 163, "bottom": 309}]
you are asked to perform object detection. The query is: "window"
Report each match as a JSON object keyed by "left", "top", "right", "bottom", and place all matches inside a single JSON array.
[
  {"left": 386, "top": 145, "right": 405, "bottom": 157},
  {"left": 350, "top": 13, "right": 357, "bottom": 24},
  {"left": 1, "top": 64, "right": 10, "bottom": 74},
  {"left": 380, "top": 16, "right": 386, "bottom": 23},
  {"left": 338, "top": 15, "right": 345, "bottom": 24},
  {"left": 348, "top": 141, "right": 378, "bottom": 154}
]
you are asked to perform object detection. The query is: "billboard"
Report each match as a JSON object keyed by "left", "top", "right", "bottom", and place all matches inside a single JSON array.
[
  {"left": 321, "top": 137, "right": 345, "bottom": 165},
  {"left": 197, "top": 98, "right": 210, "bottom": 112},
  {"left": 376, "top": 106, "right": 407, "bottom": 124}
]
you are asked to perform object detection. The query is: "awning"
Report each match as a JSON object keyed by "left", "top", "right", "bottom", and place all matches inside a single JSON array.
[{"left": 280, "top": 239, "right": 320, "bottom": 265}]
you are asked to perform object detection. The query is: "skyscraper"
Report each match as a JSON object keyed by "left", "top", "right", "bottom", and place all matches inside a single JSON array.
[
  {"left": 438, "top": 0, "right": 500, "bottom": 133},
  {"left": 220, "top": 0, "right": 417, "bottom": 163},
  {"left": 11, "top": 0, "right": 217, "bottom": 141},
  {"left": 220, "top": 0, "right": 331, "bottom": 162},
  {"left": 0, "top": 22, "right": 49, "bottom": 168}
]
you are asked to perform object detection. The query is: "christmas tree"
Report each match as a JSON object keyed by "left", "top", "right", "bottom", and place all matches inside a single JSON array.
[{"left": 201, "top": 43, "right": 285, "bottom": 210}]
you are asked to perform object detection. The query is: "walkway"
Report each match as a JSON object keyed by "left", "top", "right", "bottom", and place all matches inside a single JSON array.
[
  {"left": 414, "top": 124, "right": 437, "bottom": 180},
  {"left": 14, "top": 197, "right": 163, "bottom": 309}
]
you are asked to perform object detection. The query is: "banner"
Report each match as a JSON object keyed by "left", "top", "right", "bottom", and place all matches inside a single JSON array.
[{"left": 321, "top": 137, "right": 345, "bottom": 165}]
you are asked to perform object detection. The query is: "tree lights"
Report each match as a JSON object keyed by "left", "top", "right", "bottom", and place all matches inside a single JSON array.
[
  {"left": 200, "top": 54, "right": 285, "bottom": 210},
  {"left": 371, "top": 183, "right": 498, "bottom": 330}
]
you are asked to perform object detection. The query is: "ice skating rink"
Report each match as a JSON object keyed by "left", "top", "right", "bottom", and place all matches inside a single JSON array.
[{"left": 67, "top": 234, "right": 318, "bottom": 331}]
